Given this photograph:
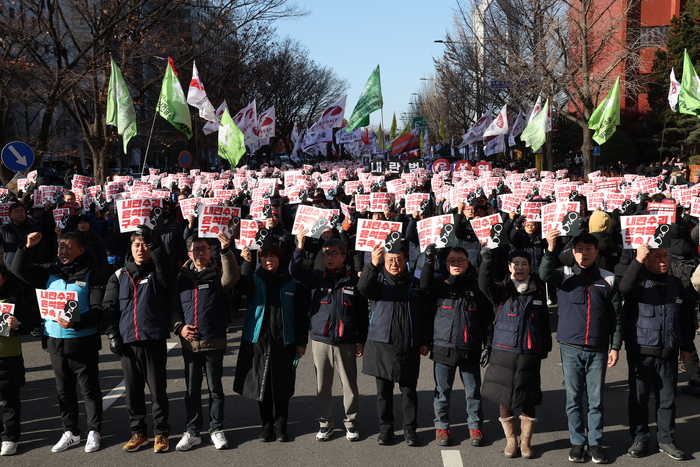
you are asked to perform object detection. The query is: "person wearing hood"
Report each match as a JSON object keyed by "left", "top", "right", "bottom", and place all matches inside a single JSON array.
[
  {"left": 102, "top": 225, "right": 176, "bottom": 453},
  {"left": 233, "top": 243, "right": 309, "bottom": 443},
  {"left": 479, "top": 247, "right": 551, "bottom": 459},
  {"left": 358, "top": 243, "right": 433, "bottom": 447},
  {"left": 559, "top": 210, "right": 621, "bottom": 272},
  {"left": 421, "top": 244, "right": 492, "bottom": 447},
  {"left": 15, "top": 231, "right": 107, "bottom": 454},
  {"left": 75, "top": 215, "right": 110, "bottom": 277},
  {"left": 171, "top": 233, "right": 239, "bottom": 451}
]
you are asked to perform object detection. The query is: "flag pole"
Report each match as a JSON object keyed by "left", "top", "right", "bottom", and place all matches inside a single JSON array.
[
  {"left": 380, "top": 108, "right": 385, "bottom": 157},
  {"left": 141, "top": 111, "right": 158, "bottom": 176}
]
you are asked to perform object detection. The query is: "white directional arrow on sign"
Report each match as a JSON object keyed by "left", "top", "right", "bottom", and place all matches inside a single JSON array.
[{"left": 8, "top": 145, "right": 26, "bottom": 166}]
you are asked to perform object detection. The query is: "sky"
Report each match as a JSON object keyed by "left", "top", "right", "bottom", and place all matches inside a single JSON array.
[{"left": 273, "top": 0, "right": 457, "bottom": 129}]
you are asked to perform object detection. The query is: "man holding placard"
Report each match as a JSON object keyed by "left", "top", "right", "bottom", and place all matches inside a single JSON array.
[{"left": 15, "top": 231, "right": 107, "bottom": 454}]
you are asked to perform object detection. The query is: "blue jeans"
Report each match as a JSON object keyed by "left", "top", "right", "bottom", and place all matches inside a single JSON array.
[
  {"left": 433, "top": 361, "right": 482, "bottom": 430},
  {"left": 182, "top": 348, "right": 225, "bottom": 435},
  {"left": 560, "top": 344, "right": 607, "bottom": 446}
]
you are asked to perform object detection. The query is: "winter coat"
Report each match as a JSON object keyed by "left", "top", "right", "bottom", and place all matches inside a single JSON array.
[
  {"left": 0, "top": 221, "right": 46, "bottom": 273},
  {"left": 0, "top": 274, "right": 39, "bottom": 388}
]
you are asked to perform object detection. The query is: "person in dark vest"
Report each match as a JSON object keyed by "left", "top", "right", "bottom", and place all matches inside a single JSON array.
[
  {"left": 171, "top": 233, "right": 239, "bottom": 451},
  {"left": 479, "top": 248, "right": 551, "bottom": 459},
  {"left": 619, "top": 245, "right": 695, "bottom": 461},
  {"left": 15, "top": 231, "right": 106, "bottom": 453},
  {"left": 358, "top": 243, "right": 433, "bottom": 447},
  {"left": 102, "top": 225, "right": 175, "bottom": 453},
  {"left": 291, "top": 229, "right": 368, "bottom": 442},
  {"left": 540, "top": 231, "right": 622, "bottom": 465},
  {"left": 420, "top": 244, "right": 492, "bottom": 447}
]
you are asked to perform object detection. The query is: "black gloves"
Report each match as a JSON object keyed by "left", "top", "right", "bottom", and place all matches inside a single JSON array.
[
  {"left": 106, "top": 326, "right": 123, "bottom": 357},
  {"left": 134, "top": 225, "right": 155, "bottom": 245},
  {"left": 480, "top": 347, "right": 491, "bottom": 368},
  {"left": 424, "top": 244, "right": 437, "bottom": 263},
  {"left": 480, "top": 246, "right": 492, "bottom": 262}
]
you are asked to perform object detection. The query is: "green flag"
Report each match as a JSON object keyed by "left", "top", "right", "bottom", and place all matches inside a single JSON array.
[
  {"left": 520, "top": 98, "right": 549, "bottom": 152},
  {"left": 346, "top": 65, "right": 383, "bottom": 131},
  {"left": 438, "top": 116, "right": 445, "bottom": 141},
  {"left": 397, "top": 122, "right": 410, "bottom": 138},
  {"left": 588, "top": 76, "right": 620, "bottom": 145},
  {"left": 389, "top": 113, "right": 397, "bottom": 139},
  {"left": 679, "top": 50, "right": 700, "bottom": 117},
  {"left": 156, "top": 58, "right": 192, "bottom": 139},
  {"left": 218, "top": 108, "right": 246, "bottom": 166},
  {"left": 105, "top": 57, "right": 137, "bottom": 153}
]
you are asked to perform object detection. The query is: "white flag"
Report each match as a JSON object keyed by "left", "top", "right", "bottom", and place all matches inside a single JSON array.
[
  {"left": 460, "top": 110, "right": 492, "bottom": 147},
  {"left": 484, "top": 134, "right": 505, "bottom": 156},
  {"left": 202, "top": 101, "right": 228, "bottom": 135},
  {"left": 233, "top": 100, "right": 258, "bottom": 147},
  {"left": 291, "top": 129, "right": 304, "bottom": 163},
  {"left": 309, "top": 96, "right": 346, "bottom": 132},
  {"left": 483, "top": 104, "right": 509, "bottom": 137},
  {"left": 508, "top": 110, "right": 524, "bottom": 146},
  {"left": 187, "top": 61, "right": 217, "bottom": 121},
  {"left": 669, "top": 67, "right": 680, "bottom": 112},
  {"left": 291, "top": 122, "right": 300, "bottom": 143},
  {"left": 450, "top": 138, "right": 455, "bottom": 157}
]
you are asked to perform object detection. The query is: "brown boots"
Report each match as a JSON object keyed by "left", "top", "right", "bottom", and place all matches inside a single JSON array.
[
  {"left": 499, "top": 415, "right": 536, "bottom": 459},
  {"left": 519, "top": 415, "right": 536, "bottom": 459},
  {"left": 499, "top": 416, "right": 519, "bottom": 457}
]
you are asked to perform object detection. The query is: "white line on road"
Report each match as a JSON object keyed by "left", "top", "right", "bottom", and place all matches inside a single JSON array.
[
  {"left": 441, "top": 450, "right": 464, "bottom": 467},
  {"left": 102, "top": 341, "right": 179, "bottom": 411}
]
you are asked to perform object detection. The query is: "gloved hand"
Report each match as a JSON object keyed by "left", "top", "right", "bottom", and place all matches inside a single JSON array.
[
  {"left": 106, "top": 326, "right": 123, "bottom": 357},
  {"left": 424, "top": 244, "right": 437, "bottom": 263},
  {"left": 480, "top": 246, "right": 492, "bottom": 262},
  {"left": 480, "top": 347, "right": 491, "bottom": 368},
  {"left": 134, "top": 225, "right": 155, "bottom": 245}
]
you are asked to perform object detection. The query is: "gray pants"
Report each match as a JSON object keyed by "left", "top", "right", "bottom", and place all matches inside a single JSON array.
[{"left": 312, "top": 341, "right": 359, "bottom": 429}]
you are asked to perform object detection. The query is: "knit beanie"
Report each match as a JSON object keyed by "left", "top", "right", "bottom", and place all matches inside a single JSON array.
[{"left": 588, "top": 211, "right": 610, "bottom": 233}]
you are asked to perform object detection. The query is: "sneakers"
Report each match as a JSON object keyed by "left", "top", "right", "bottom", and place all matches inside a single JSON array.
[
  {"left": 627, "top": 441, "right": 649, "bottom": 458},
  {"left": 123, "top": 433, "right": 148, "bottom": 452},
  {"left": 51, "top": 431, "right": 80, "bottom": 453},
  {"left": 659, "top": 442, "right": 685, "bottom": 461},
  {"left": 210, "top": 430, "right": 228, "bottom": 450},
  {"left": 316, "top": 427, "right": 333, "bottom": 441},
  {"left": 153, "top": 435, "right": 169, "bottom": 453},
  {"left": 404, "top": 429, "right": 419, "bottom": 447},
  {"left": 85, "top": 430, "right": 100, "bottom": 453},
  {"left": 470, "top": 429, "right": 484, "bottom": 447},
  {"left": 345, "top": 427, "right": 360, "bottom": 442},
  {"left": 175, "top": 432, "right": 201, "bottom": 451},
  {"left": 435, "top": 429, "right": 450, "bottom": 446},
  {"left": 377, "top": 429, "right": 395, "bottom": 445},
  {"left": 588, "top": 445, "right": 608, "bottom": 464},
  {"left": 0, "top": 441, "right": 17, "bottom": 456},
  {"left": 568, "top": 444, "right": 585, "bottom": 463}
]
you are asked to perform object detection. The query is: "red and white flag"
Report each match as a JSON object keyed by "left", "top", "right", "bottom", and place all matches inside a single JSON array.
[
  {"left": 187, "top": 61, "right": 217, "bottom": 121},
  {"left": 669, "top": 67, "right": 680, "bottom": 112},
  {"left": 483, "top": 104, "right": 509, "bottom": 137},
  {"left": 309, "top": 96, "right": 346, "bottom": 132},
  {"left": 460, "top": 110, "right": 492, "bottom": 147},
  {"left": 508, "top": 110, "right": 524, "bottom": 146},
  {"left": 233, "top": 100, "right": 258, "bottom": 147},
  {"left": 202, "top": 100, "right": 228, "bottom": 135},
  {"left": 256, "top": 106, "right": 276, "bottom": 144}
]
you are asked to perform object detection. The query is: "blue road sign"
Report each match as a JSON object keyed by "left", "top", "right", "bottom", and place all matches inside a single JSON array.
[
  {"left": 593, "top": 146, "right": 601, "bottom": 156},
  {"left": 1, "top": 141, "right": 35, "bottom": 172}
]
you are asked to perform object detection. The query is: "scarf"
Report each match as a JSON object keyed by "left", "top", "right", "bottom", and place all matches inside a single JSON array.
[{"left": 511, "top": 275, "right": 530, "bottom": 294}]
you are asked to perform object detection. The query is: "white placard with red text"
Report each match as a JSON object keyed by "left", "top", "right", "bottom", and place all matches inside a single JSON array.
[
  {"left": 470, "top": 214, "right": 503, "bottom": 247},
  {"left": 355, "top": 219, "right": 403, "bottom": 252},
  {"left": 236, "top": 219, "right": 266, "bottom": 250},
  {"left": 541, "top": 202, "right": 580, "bottom": 234},
  {"left": 36, "top": 289, "right": 79, "bottom": 322},
  {"left": 417, "top": 215, "right": 453, "bottom": 252},
  {"left": 620, "top": 214, "right": 673, "bottom": 249},
  {"left": 197, "top": 206, "right": 241, "bottom": 238},
  {"left": 116, "top": 198, "right": 163, "bottom": 233}
]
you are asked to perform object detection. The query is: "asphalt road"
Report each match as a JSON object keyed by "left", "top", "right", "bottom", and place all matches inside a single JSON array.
[{"left": 5, "top": 307, "right": 700, "bottom": 467}]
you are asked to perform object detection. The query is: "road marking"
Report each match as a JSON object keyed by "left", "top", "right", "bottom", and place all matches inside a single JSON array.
[
  {"left": 102, "top": 341, "right": 179, "bottom": 411},
  {"left": 441, "top": 450, "right": 464, "bottom": 467}
]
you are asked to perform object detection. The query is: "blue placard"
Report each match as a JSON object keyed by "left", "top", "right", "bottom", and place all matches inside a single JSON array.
[{"left": 1, "top": 141, "right": 34, "bottom": 171}]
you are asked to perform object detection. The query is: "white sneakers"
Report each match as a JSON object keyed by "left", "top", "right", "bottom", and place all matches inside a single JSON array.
[
  {"left": 175, "top": 432, "right": 202, "bottom": 451},
  {"left": 0, "top": 441, "right": 17, "bottom": 456},
  {"left": 316, "top": 427, "right": 333, "bottom": 441},
  {"left": 346, "top": 427, "right": 360, "bottom": 442},
  {"left": 85, "top": 430, "right": 100, "bottom": 453},
  {"left": 210, "top": 430, "right": 228, "bottom": 450},
  {"left": 51, "top": 431, "right": 80, "bottom": 452}
]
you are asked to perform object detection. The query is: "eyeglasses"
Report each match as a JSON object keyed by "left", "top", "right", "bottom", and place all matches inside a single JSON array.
[
  {"left": 323, "top": 250, "right": 342, "bottom": 258},
  {"left": 190, "top": 247, "right": 210, "bottom": 254},
  {"left": 446, "top": 259, "right": 467, "bottom": 265}
]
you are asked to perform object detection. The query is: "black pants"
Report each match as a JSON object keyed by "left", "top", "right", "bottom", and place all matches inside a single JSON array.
[
  {"left": 376, "top": 377, "right": 418, "bottom": 431},
  {"left": 627, "top": 352, "right": 677, "bottom": 444},
  {"left": 0, "top": 381, "right": 21, "bottom": 442},
  {"left": 258, "top": 377, "right": 289, "bottom": 428},
  {"left": 49, "top": 351, "right": 102, "bottom": 436},
  {"left": 122, "top": 340, "right": 169, "bottom": 436}
]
